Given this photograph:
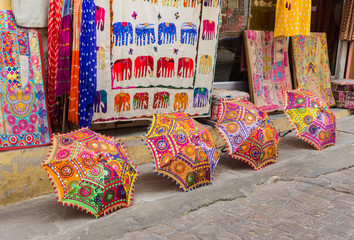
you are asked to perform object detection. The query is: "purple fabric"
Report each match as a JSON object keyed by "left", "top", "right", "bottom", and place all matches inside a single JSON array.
[{"left": 56, "top": 10, "right": 73, "bottom": 96}]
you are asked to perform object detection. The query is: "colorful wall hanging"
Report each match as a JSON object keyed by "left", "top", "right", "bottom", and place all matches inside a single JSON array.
[
  {"left": 274, "top": 0, "right": 311, "bottom": 37},
  {"left": 291, "top": 33, "right": 336, "bottom": 106},
  {"left": 243, "top": 30, "right": 292, "bottom": 112},
  {"left": 0, "top": 10, "right": 51, "bottom": 150},
  {"left": 219, "top": 0, "right": 249, "bottom": 38},
  {"left": 92, "top": 0, "right": 221, "bottom": 123}
]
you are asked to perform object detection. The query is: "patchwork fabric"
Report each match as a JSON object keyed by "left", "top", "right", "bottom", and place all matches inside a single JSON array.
[
  {"left": 291, "top": 33, "right": 336, "bottom": 106},
  {"left": 283, "top": 89, "right": 336, "bottom": 151},
  {"left": 220, "top": 0, "right": 249, "bottom": 36},
  {"left": 216, "top": 98, "right": 279, "bottom": 170},
  {"left": 144, "top": 111, "right": 220, "bottom": 191},
  {"left": 244, "top": 30, "right": 292, "bottom": 112},
  {"left": 0, "top": 10, "right": 51, "bottom": 151},
  {"left": 92, "top": 0, "right": 221, "bottom": 123},
  {"left": 274, "top": 0, "right": 311, "bottom": 37},
  {"left": 43, "top": 128, "right": 139, "bottom": 218},
  {"left": 331, "top": 79, "right": 354, "bottom": 110}
]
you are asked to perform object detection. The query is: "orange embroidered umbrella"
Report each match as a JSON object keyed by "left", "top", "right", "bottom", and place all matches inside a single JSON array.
[
  {"left": 144, "top": 111, "right": 219, "bottom": 191},
  {"left": 42, "top": 128, "right": 139, "bottom": 217}
]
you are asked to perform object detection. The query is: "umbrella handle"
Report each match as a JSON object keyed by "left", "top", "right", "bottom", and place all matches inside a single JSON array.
[{"left": 279, "top": 130, "right": 292, "bottom": 137}]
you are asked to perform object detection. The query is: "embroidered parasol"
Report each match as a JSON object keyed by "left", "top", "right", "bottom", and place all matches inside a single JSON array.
[
  {"left": 283, "top": 89, "right": 336, "bottom": 150},
  {"left": 216, "top": 99, "right": 279, "bottom": 170},
  {"left": 42, "top": 128, "right": 139, "bottom": 218},
  {"left": 144, "top": 111, "right": 220, "bottom": 191}
]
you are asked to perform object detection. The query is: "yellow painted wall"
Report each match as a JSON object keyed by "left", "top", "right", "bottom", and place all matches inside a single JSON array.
[{"left": 0, "top": 0, "right": 11, "bottom": 10}]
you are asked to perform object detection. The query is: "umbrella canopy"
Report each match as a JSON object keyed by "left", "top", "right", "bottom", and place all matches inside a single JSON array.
[
  {"left": 216, "top": 99, "right": 279, "bottom": 170},
  {"left": 144, "top": 111, "right": 219, "bottom": 191},
  {"left": 42, "top": 128, "right": 139, "bottom": 218},
  {"left": 283, "top": 89, "right": 336, "bottom": 150}
]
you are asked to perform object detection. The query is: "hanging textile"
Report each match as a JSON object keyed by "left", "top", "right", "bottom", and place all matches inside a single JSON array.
[
  {"left": 68, "top": 0, "right": 82, "bottom": 124},
  {"left": 91, "top": 0, "right": 221, "bottom": 124},
  {"left": 274, "top": 0, "right": 312, "bottom": 37},
  {"left": 78, "top": 0, "right": 97, "bottom": 127},
  {"left": 52, "top": 0, "right": 73, "bottom": 130},
  {"left": 220, "top": 0, "right": 249, "bottom": 37},
  {"left": 47, "top": 0, "right": 63, "bottom": 124},
  {"left": 0, "top": 10, "right": 51, "bottom": 151},
  {"left": 56, "top": 0, "right": 72, "bottom": 97},
  {"left": 339, "top": 0, "right": 354, "bottom": 41}
]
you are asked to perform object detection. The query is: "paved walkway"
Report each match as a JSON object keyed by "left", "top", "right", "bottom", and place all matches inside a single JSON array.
[{"left": 120, "top": 167, "right": 354, "bottom": 240}]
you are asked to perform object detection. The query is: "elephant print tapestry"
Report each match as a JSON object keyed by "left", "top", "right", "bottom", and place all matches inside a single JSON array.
[
  {"left": 92, "top": 0, "right": 221, "bottom": 123},
  {"left": 0, "top": 10, "right": 51, "bottom": 151},
  {"left": 291, "top": 33, "right": 336, "bottom": 106},
  {"left": 244, "top": 30, "right": 292, "bottom": 112}
]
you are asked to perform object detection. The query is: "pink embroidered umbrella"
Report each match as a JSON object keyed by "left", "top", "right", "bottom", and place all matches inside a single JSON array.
[
  {"left": 283, "top": 89, "right": 336, "bottom": 150},
  {"left": 216, "top": 99, "right": 279, "bottom": 170}
]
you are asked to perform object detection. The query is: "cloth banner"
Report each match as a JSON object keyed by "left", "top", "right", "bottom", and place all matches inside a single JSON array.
[
  {"left": 291, "top": 33, "right": 336, "bottom": 106},
  {"left": 0, "top": 10, "right": 51, "bottom": 150},
  {"left": 92, "top": 0, "right": 221, "bottom": 123},
  {"left": 274, "top": 0, "right": 311, "bottom": 37},
  {"left": 244, "top": 30, "right": 292, "bottom": 112}
]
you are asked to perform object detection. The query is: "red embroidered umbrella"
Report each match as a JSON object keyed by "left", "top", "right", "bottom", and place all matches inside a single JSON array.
[
  {"left": 283, "top": 89, "right": 336, "bottom": 150},
  {"left": 42, "top": 128, "right": 139, "bottom": 218},
  {"left": 144, "top": 111, "right": 219, "bottom": 191},
  {"left": 216, "top": 99, "right": 279, "bottom": 170}
]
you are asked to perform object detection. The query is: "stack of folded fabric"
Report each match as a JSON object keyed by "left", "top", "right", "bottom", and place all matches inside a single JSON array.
[
  {"left": 210, "top": 88, "right": 250, "bottom": 121},
  {"left": 332, "top": 79, "right": 354, "bottom": 110}
]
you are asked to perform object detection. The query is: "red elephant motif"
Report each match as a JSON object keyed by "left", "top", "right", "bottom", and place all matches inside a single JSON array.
[
  {"left": 134, "top": 56, "right": 154, "bottom": 78},
  {"left": 202, "top": 20, "right": 216, "bottom": 40},
  {"left": 95, "top": 5, "right": 105, "bottom": 31},
  {"left": 177, "top": 57, "right": 194, "bottom": 78},
  {"left": 157, "top": 57, "right": 175, "bottom": 78},
  {"left": 114, "top": 93, "right": 131, "bottom": 112},
  {"left": 153, "top": 91, "right": 170, "bottom": 109},
  {"left": 174, "top": 92, "right": 188, "bottom": 111},
  {"left": 112, "top": 58, "right": 132, "bottom": 82},
  {"left": 133, "top": 92, "right": 149, "bottom": 110}
]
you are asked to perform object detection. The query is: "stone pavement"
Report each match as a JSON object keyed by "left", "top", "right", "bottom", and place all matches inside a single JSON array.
[
  {"left": 0, "top": 115, "right": 354, "bottom": 240},
  {"left": 120, "top": 167, "right": 354, "bottom": 240}
]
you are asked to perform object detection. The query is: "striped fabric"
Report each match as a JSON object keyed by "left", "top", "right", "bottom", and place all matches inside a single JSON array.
[
  {"left": 47, "top": 0, "right": 64, "bottom": 124},
  {"left": 68, "top": 0, "right": 82, "bottom": 124}
]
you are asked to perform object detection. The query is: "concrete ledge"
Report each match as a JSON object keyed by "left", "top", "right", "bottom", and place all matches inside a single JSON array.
[{"left": 0, "top": 108, "right": 352, "bottom": 207}]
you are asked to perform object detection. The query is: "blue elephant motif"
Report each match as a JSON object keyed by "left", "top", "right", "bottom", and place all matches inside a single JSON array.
[
  {"left": 135, "top": 23, "right": 156, "bottom": 46},
  {"left": 158, "top": 22, "right": 177, "bottom": 45},
  {"left": 94, "top": 90, "right": 108, "bottom": 113},
  {"left": 112, "top": 22, "right": 133, "bottom": 46},
  {"left": 180, "top": 22, "right": 197, "bottom": 45},
  {"left": 193, "top": 88, "right": 209, "bottom": 108}
]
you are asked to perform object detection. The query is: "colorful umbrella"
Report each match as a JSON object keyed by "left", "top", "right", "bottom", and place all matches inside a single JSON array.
[
  {"left": 216, "top": 99, "right": 279, "bottom": 170},
  {"left": 144, "top": 111, "right": 219, "bottom": 191},
  {"left": 283, "top": 89, "right": 336, "bottom": 150},
  {"left": 42, "top": 128, "right": 139, "bottom": 218}
]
